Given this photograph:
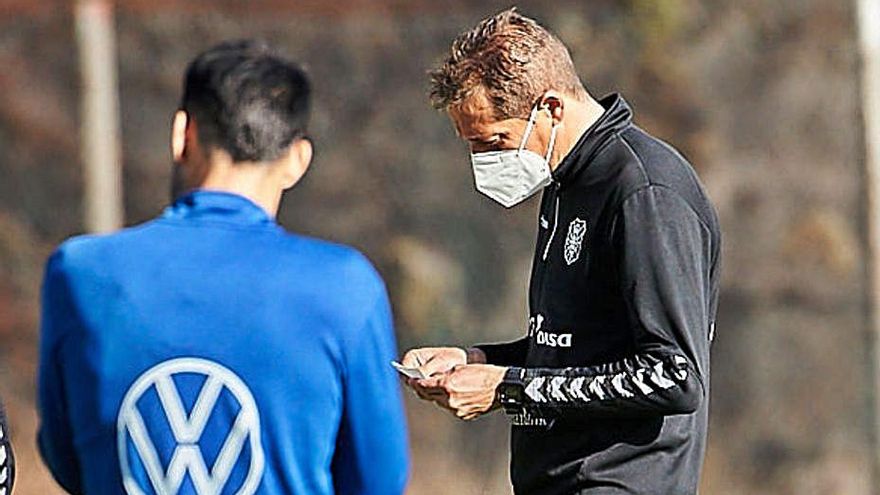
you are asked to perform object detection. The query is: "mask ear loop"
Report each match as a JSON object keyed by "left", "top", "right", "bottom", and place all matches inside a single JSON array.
[
  {"left": 545, "top": 119, "right": 559, "bottom": 165},
  {"left": 517, "top": 105, "right": 540, "bottom": 155}
]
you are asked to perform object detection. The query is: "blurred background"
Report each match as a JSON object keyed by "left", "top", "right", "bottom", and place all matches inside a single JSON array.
[{"left": 0, "top": 0, "right": 873, "bottom": 493}]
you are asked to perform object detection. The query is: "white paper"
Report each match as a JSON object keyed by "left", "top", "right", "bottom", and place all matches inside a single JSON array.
[{"left": 391, "top": 361, "right": 425, "bottom": 380}]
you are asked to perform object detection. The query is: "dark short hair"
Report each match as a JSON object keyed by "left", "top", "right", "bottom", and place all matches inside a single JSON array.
[
  {"left": 429, "top": 8, "right": 586, "bottom": 119},
  {"left": 181, "top": 39, "right": 310, "bottom": 163}
]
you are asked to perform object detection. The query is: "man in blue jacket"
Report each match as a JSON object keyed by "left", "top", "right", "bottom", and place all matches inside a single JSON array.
[{"left": 38, "top": 39, "right": 409, "bottom": 495}]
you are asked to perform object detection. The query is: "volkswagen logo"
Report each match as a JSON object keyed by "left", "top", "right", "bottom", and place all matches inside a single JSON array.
[{"left": 117, "top": 357, "right": 265, "bottom": 495}]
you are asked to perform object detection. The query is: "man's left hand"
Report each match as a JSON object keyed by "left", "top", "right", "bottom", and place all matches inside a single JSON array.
[{"left": 416, "top": 364, "right": 508, "bottom": 421}]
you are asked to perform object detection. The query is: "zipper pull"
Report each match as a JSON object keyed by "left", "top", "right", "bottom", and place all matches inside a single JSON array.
[{"left": 542, "top": 190, "right": 561, "bottom": 261}]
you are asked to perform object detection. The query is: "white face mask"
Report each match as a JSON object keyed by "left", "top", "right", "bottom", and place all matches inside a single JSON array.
[{"left": 470, "top": 104, "right": 559, "bottom": 208}]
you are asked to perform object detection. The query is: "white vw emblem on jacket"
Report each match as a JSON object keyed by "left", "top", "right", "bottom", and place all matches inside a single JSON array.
[
  {"left": 117, "top": 357, "right": 265, "bottom": 495},
  {"left": 564, "top": 217, "right": 587, "bottom": 265}
]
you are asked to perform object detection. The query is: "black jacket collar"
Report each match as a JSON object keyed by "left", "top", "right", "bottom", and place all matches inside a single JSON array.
[{"left": 552, "top": 93, "right": 633, "bottom": 186}]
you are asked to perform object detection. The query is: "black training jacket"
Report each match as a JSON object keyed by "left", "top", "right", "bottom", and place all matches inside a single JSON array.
[{"left": 476, "top": 94, "right": 721, "bottom": 495}]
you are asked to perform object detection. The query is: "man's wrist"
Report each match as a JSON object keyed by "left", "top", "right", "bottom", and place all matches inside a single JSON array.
[
  {"left": 465, "top": 347, "right": 487, "bottom": 364},
  {"left": 496, "top": 367, "right": 526, "bottom": 415}
]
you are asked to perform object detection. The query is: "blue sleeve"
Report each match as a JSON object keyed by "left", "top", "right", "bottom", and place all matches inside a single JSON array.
[
  {"left": 37, "top": 249, "right": 84, "bottom": 494},
  {"left": 331, "top": 281, "right": 409, "bottom": 494}
]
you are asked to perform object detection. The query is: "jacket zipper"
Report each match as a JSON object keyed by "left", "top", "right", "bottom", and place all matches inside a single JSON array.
[
  {"left": 542, "top": 183, "right": 561, "bottom": 261},
  {"left": 530, "top": 182, "right": 559, "bottom": 355}
]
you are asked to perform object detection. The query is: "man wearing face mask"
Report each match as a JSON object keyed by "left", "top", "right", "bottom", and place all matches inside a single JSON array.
[{"left": 401, "top": 8, "right": 721, "bottom": 495}]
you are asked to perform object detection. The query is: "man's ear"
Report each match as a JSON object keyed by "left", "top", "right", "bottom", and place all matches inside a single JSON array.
[
  {"left": 279, "top": 138, "right": 313, "bottom": 190},
  {"left": 171, "top": 110, "right": 189, "bottom": 163},
  {"left": 541, "top": 91, "right": 565, "bottom": 124}
]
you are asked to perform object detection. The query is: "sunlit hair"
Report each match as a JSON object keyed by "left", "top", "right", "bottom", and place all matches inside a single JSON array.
[{"left": 429, "top": 8, "right": 587, "bottom": 119}]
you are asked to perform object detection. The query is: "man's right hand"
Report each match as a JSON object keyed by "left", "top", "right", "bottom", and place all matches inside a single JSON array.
[
  {"left": 401, "top": 347, "right": 489, "bottom": 406},
  {"left": 401, "top": 347, "right": 467, "bottom": 377}
]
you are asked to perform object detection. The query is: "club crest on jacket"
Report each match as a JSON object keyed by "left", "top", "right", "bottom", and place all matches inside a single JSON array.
[{"left": 564, "top": 218, "right": 587, "bottom": 265}]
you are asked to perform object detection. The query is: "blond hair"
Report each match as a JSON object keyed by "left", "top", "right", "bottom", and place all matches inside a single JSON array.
[{"left": 429, "top": 8, "right": 587, "bottom": 119}]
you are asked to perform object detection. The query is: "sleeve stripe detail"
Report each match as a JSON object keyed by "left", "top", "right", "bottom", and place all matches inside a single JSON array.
[{"left": 523, "top": 355, "right": 689, "bottom": 405}]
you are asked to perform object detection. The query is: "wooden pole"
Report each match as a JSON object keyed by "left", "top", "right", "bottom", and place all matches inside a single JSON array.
[
  {"left": 75, "top": 0, "right": 123, "bottom": 233},
  {"left": 858, "top": 0, "right": 880, "bottom": 488}
]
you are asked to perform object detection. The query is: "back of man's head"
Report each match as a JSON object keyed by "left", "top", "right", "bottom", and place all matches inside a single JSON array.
[{"left": 181, "top": 39, "right": 310, "bottom": 163}]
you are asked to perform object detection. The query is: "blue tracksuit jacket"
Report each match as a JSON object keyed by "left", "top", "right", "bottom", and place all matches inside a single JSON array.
[{"left": 38, "top": 189, "right": 409, "bottom": 495}]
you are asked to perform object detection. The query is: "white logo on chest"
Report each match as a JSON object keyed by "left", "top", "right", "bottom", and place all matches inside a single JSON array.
[
  {"left": 117, "top": 357, "right": 265, "bottom": 495},
  {"left": 528, "top": 314, "right": 573, "bottom": 348},
  {"left": 564, "top": 217, "right": 587, "bottom": 265}
]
